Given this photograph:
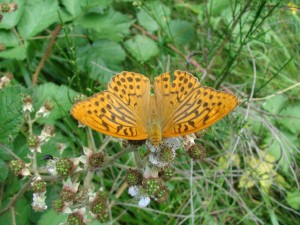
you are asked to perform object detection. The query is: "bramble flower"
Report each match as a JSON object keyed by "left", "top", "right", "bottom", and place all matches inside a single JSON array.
[
  {"left": 0, "top": 73, "right": 13, "bottom": 89},
  {"left": 79, "top": 147, "right": 105, "bottom": 170},
  {"left": 36, "top": 100, "right": 53, "bottom": 118},
  {"left": 146, "top": 138, "right": 180, "bottom": 167},
  {"left": 138, "top": 197, "right": 151, "bottom": 207},
  {"left": 9, "top": 159, "right": 31, "bottom": 176},
  {"left": 39, "top": 125, "right": 55, "bottom": 143},
  {"left": 32, "top": 192, "right": 47, "bottom": 212},
  {"left": 45, "top": 158, "right": 58, "bottom": 175},
  {"left": 27, "top": 135, "right": 41, "bottom": 153},
  {"left": 22, "top": 95, "right": 34, "bottom": 112},
  {"left": 60, "top": 178, "right": 80, "bottom": 202},
  {"left": 128, "top": 185, "right": 151, "bottom": 208},
  {"left": 182, "top": 133, "right": 196, "bottom": 148}
]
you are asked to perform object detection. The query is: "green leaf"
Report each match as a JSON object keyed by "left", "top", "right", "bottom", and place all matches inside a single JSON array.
[
  {"left": 0, "top": 0, "right": 25, "bottom": 29},
  {"left": 78, "top": 40, "right": 126, "bottom": 82},
  {"left": 137, "top": 1, "right": 171, "bottom": 32},
  {"left": 262, "top": 95, "right": 288, "bottom": 115},
  {"left": 38, "top": 210, "right": 67, "bottom": 225},
  {"left": 124, "top": 35, "right": 159, "bottom": 62},
  {"left": 278, "top": 104, "right": 300, "bottom": 134},
  {"left": 0, "top": 42, "right": 28, "bottom": 60},
  {"left": 169, "top": 19, "right": 196, "bottom": 45},
  {"left": 0, "top": 197, "right": 31, "bottom": 225},
  {"left": 76, "top": 8, "right": 133, "bottom": 42},
  {"left": 17, "top": 0, "right": 59, "bottom": 38},
  {"left": 287, "top": 190, "right": 300, "bottom": 210},
  {"left": 0, "top": 85, "right": 24, "bottom": 145},
  {"left": 60, "top": 0, "right": 82, "bottom": 17},
  {"left": 263, "top": 131, "right": 297, "bottom": 173},
  {"left": 0, "top": 159, "right": 8, "bottom": 181},
  {"left": 33, "top": 84, "right": 78, "bottom": 124},
  {"left": 0, "top": 30, "right": 19, "bottom": 47}
]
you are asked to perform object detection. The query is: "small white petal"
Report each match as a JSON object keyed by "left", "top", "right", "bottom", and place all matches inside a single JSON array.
[
  {"left": 128, "top": 186, "right": 139, "bottom": 197},
  {"left": 83, "top": 147, "right": 92, "bottom": 156},
  {"left": 138, "top": 197, "right": 150, "bottom": 208},
  {"left": 164, "top": 138, "right": 180, "bottom": 151}
]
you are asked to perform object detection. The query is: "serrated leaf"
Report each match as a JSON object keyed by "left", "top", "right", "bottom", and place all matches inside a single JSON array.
[
  {"left": 278, "top": 105, "right": 300, "bottom": 134},
  {"left": 137, "top": 1, "right": 171, "bottom": 32},
  {"left": 17, "top": 0, "right": 59, "bottom": 38},
  {"left": 78, "top": 40, "right": 126, "bottom": 82},
  {"left": 169, "top": 19, "right": 196, "bottom": 45},
  {"left": 0, "top": 85, "right": 24, "bottom": 145},
  {"left": 262, "top": 95, "right": 288, "bottom": 115},
  {"left": 0, "top": 42, "right": 28, "bottom": 60},
  {"left": 0, "top": 159, "right": 8, "bottom": 181},
  {"left": 124, "top": 35, "right": 159, "bottom": 62},
  {"left": 76, "top": 8, "right": 133, "bottom": 42},
  {"left": 0, "top": 0, "right": 25, "bottom": 29},
  {"left": 33, "top": 84, "right": 77, "bottom": 124}
]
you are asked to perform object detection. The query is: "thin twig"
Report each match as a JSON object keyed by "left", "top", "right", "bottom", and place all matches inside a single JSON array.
[
  {"left": 252, "top": 82, "right": 300, "bottom": 101},
  {"left": 32, "top": 24, "right": 62, "bottom": 85}
]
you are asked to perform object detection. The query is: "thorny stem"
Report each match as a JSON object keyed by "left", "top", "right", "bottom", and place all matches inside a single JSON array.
[
  {"left": 0, "top": 177, "right": 34, "bottom": 215},
  {"left": 84, "top": 170, "right": 94, "bottom": 188},
  {"left": 102, "top": 147, "right": 136, "bottom": 168},
  {"left": 87, "top": 127, "right": 96, "bottom": 152},
  {"left": 0, "top": 143, "right": 21, "bottom": 160},
  {"left": 134, "top": 150, "right": 143, "bottom": 169},
  {"left": 98, "top": 136, "right": 113, "bottom": 152},
  {"left": 25, "top": 111, "right": 39, "bottom": 177}
]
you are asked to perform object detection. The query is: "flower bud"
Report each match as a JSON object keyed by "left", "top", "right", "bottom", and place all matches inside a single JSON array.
[
  {"left": 52, "top": 198, "right": 65, "bottom": 213},
  {"left": 31, "top": 178, "right": 46, "bottom": 193},
  {"left": 9, "top": 160, "right": 25, "bottom": 175},
  {"left": 158, "top": 167, "right": 175, "bottom": 181},
  {"left": 56, "top": 158, "right": 75, "bottom": 177},
  {"left": 124, "top": 169, "right": 143, "bottom": 186},
  {"left": 88, "top": 152, "right": 105, "bottom": 170},
  {"left": 142, "top": 177, "right": 163, "bottom": 196},
  {"left": 187, "top": 144, "right": 206, "bottom": 160},
  {"left": 67, "top": 211, "right": 86, "bottom": 225}
]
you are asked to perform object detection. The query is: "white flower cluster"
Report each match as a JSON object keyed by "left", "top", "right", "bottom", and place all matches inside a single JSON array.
[{"left": 146, "top": 138, "right": 180, "bottom": 167}]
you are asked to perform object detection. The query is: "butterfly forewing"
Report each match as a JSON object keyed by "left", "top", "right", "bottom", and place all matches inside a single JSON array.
[
  {"left": 153, "top": 71, "right": 238, "bottom": 137},
  {"left": 71, "top": 72, "right": 151, "bottom": 140}
]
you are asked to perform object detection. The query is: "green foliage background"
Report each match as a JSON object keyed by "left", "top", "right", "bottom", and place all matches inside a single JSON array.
[{"left": 0, "top": 0, "right": 300, "bottom": 224}]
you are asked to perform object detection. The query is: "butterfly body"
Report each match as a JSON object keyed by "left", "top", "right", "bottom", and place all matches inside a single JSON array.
[{"left": 71, "top": 71, "right": 238, "bottom": 144}]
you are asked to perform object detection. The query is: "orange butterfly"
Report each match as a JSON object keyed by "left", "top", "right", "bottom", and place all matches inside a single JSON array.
[{"left": 71, "top": 71, "right": 238, "bottom": 145}]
